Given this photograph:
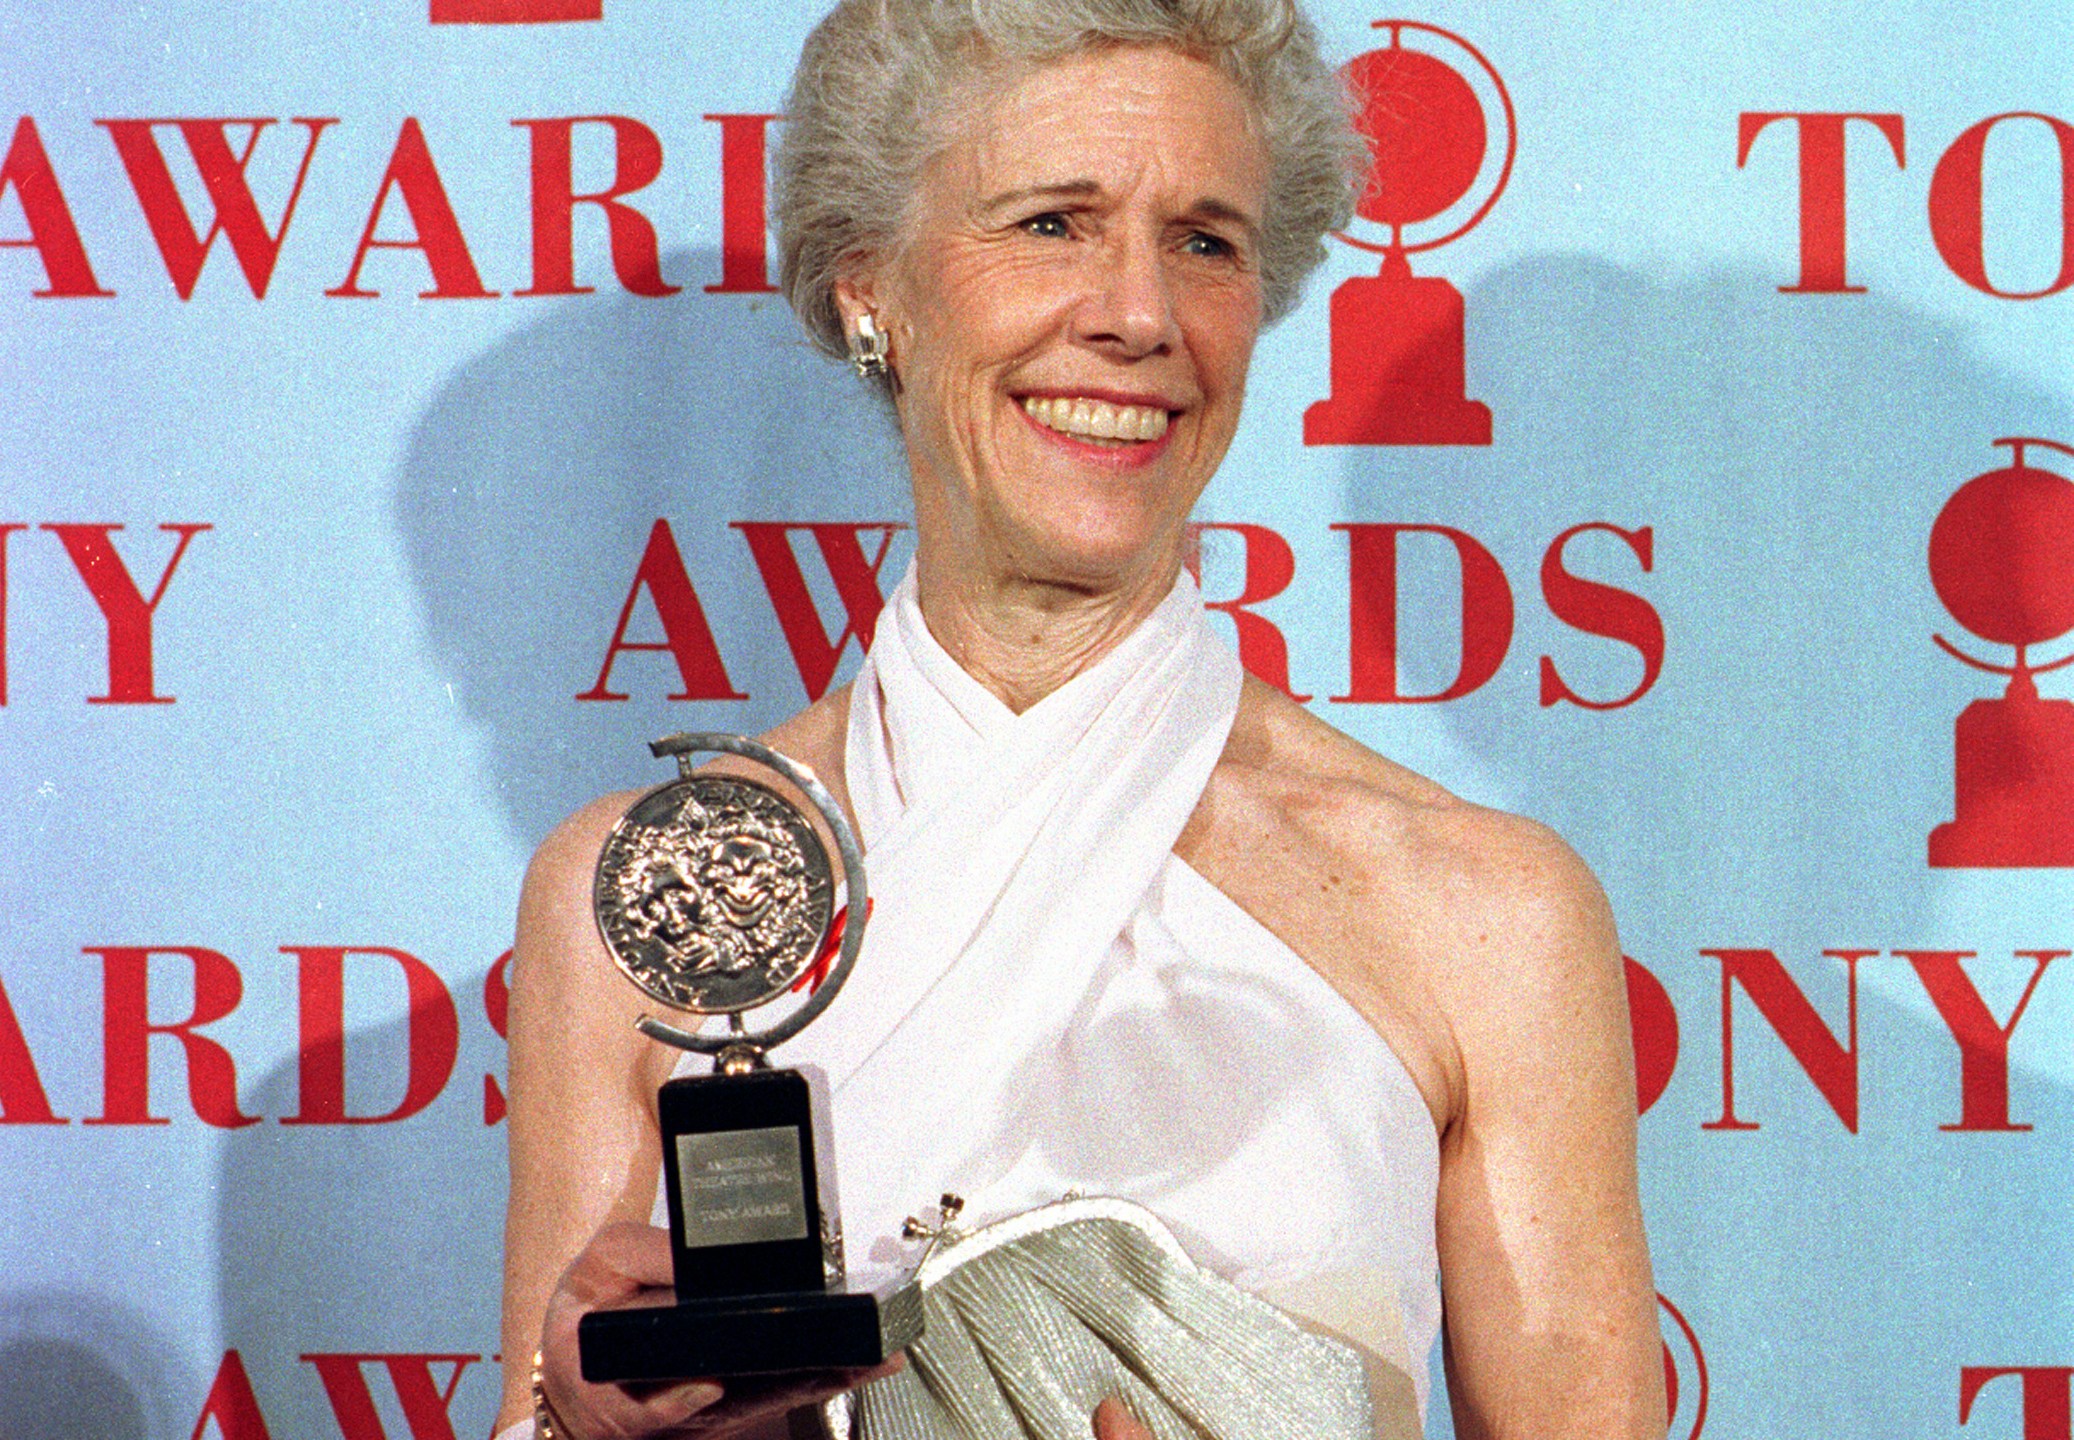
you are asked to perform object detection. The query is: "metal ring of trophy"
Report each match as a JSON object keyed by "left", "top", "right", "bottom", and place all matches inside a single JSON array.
[{"left": 593, "top": 732, "right": 869, "bottom": 1060}]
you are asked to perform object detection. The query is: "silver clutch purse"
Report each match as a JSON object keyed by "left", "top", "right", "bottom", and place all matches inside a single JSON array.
[{"left": 825, "top": 1196, "right": 1376, "bottom": 1440}]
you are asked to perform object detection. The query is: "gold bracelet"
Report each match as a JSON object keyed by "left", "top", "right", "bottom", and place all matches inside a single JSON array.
[{"left": 530, "top": 1350, "right": 571, "bottom": 1440}]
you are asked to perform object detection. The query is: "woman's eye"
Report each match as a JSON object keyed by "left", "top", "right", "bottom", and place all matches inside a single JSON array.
[
  {"left": 1182, "top": 231, "right": 1235, "bottom": 260},
  {"left": 1020, "top": 212, "right": 1072, "bottom": 239}
]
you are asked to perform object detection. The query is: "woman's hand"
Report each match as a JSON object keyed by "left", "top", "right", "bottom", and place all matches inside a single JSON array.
[
  {"left": 1092, "top": 1397, "right": 1153, "bottom": 1440},
  {"left": 536, "top": 1222, "right": 901, "bottom": 1439},
  {"left": 535, "top": 1223, "right": 716, "bottom": 1438}
]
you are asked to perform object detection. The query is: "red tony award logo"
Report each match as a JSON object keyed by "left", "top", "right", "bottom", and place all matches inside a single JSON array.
[
  {"left": 1929, "top": 436, "right": 2074, "bottom": 867},
  {"left": 1305, "top": 20, "right": 1514, "bottom": 447},
  {"left": 1657, "top": 1292, "right": 1709, "bottom": 1440}
]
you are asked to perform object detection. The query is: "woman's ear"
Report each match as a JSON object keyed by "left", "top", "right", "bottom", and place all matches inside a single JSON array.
[
  {"left": 833, "top": 264, "right": 887, "bottom": 335},
  {"left": 834, "top": 262, "right": 900, "bottom": 387}
]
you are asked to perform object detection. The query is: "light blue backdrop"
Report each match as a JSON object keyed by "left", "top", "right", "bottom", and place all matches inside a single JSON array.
[{"left": 3, "top": 2, "right": 2071, "bottom": 1436}]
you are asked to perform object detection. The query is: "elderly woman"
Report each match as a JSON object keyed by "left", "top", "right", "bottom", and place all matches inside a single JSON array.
[{"left": 496, "top": 0, "right": 1663, "bottom": 1436}]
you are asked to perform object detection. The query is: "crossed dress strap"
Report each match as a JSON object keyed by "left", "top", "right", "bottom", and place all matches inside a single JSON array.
[{"left": 820, "top": 561, "right": 1244, "bottom": 1257}]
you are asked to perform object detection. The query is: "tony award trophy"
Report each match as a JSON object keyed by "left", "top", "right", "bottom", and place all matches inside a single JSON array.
[{"left": 577, "top": 732, "right": 922, "bottom": 1381}]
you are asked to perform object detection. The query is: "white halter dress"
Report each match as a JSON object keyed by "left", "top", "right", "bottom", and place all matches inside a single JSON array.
[{"left": 664, "top": 565, "right": 1441, "bottom": 1435}]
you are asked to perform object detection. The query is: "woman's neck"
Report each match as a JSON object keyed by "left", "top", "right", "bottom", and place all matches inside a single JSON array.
[{"left": 913, "top": 553, "right": 1180, "bottom": 714}]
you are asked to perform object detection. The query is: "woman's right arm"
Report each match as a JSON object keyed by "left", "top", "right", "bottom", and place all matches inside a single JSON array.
[{"left": 495, "top": 792, "right": 696, "bottom": 1435}]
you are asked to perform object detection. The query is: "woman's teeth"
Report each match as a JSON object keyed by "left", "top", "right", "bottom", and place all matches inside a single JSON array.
[{"left": 1021, "top": 396, "right": 1170, "bottom": 443}]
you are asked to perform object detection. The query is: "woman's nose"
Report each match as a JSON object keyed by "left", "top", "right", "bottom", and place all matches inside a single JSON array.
[{"left": 1073, "top": 235, "right": 1180, "bottom": 358}]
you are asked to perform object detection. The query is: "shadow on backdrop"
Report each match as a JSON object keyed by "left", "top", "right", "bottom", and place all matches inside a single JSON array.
[
  {"left": 395, "top": 246, "right": 908, "bottom": 855},
  {"left": 216, "top": 987, "right": 508, "bottom": 1438},
  {"left": 0, "top": 1293, "right": 191, "bottom": 1440},
  {"left": 1347, "top": 257, "right": 2074, "bottom": 1436},
  {"left": 1330, "top": 254, "right": 2071, "bottom": 945}
]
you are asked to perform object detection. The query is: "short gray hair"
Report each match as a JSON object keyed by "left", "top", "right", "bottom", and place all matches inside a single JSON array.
[{"left": 773, "top": 0, "right": 1362, "bottom": 362}]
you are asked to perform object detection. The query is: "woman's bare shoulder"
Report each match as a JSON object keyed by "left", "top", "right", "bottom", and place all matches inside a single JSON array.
[
  {"left": 761, "top": 685, "right": 855, "bottom": 812},
  {"left": 1186, "top": 678, "right": 1621, "bottom": 1128},
  {"left": 1206, "top": 678, "right": 1606, "bottom": 930},
  {"left": 526, "top": 788, "right": 644, "bottom": 890}
]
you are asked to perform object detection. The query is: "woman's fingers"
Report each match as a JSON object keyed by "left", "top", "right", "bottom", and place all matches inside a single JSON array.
[
  {"left": 537, "top": 1223, "right": 724, "bottom": 1437},
  {"left": 1092, "top": 1395, "right": 1155, "bottom": 1440},
  {"left": 540, "top": 1351, "right": 724, "bottom": 1440},
  {"left": 562, "top": 1221, "right": 678, "bottom": 1302},
  {"left": 536, "top": 1223, "right": 906, "bottom": 1438},
  {"left": 669, "top": 1356, "right": 906, "bottom": 1436}
]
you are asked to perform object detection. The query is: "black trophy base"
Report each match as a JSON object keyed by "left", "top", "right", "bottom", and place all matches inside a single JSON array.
[{"left": 578, "top": 1273, "right": 922, "bottom": 1382}]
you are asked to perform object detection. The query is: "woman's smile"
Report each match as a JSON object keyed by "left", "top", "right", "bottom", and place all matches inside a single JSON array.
[{"left": 1018, "top": 394, "right": 1173, "bottom": 446}]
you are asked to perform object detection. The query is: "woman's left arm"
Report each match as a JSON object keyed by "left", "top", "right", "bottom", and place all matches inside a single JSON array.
[{"left": 1427, "top": 819, "right": 1666, "bottom": 1440}]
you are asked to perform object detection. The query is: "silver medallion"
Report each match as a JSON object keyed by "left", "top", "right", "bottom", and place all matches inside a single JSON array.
[
  {"left": 594, "top": 732, "right": 870, "bottom": 1060},
  {"left": 596, "top": 773, "right": 836, "bottom": 1015}
]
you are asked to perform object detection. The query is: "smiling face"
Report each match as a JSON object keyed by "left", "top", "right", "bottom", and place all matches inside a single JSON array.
[{"left": 842, "top": 45, "right": 1271, "bottom": 600}]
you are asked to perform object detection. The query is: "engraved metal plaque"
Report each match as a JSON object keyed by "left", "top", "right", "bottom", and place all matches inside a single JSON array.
[
  {"left": 675, "top": 1125, "right": 810, "bottom": 1249},
  {"left": 596, "top": 774, "right": 835, "bottom": 1015}
]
